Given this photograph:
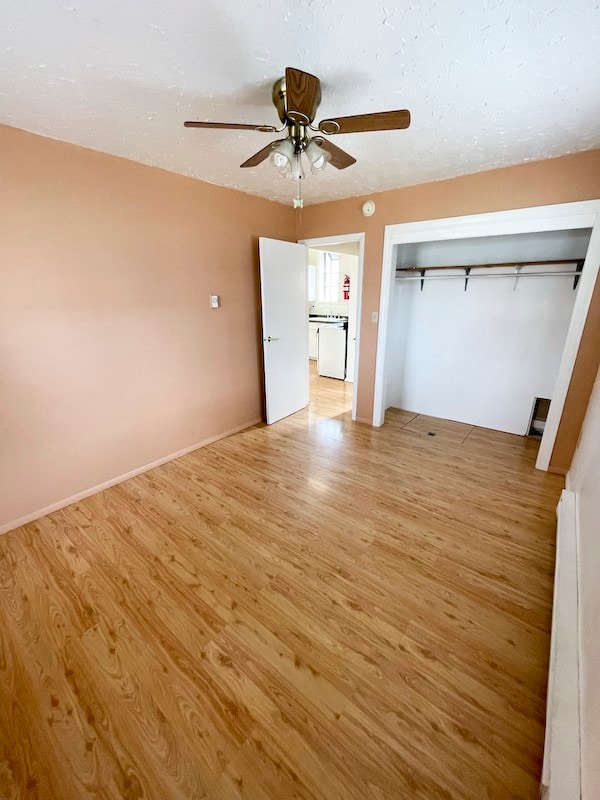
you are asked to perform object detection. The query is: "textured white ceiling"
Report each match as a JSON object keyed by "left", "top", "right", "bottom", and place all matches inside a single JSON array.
[{"left": 2, "top": 0, "right": 599, "bottom": 205}]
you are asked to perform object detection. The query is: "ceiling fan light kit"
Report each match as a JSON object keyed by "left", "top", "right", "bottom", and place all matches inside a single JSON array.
[
  {"left": 288, "top": 154, "right": 305, "bottom": 182},
  {"left": 305, "top": 139, "right": 330, "bottom": 174},
  {"left": 269, "top": 138, "right": 295, "bottom": 176},
  {"left": 185, "top": 66, "right": 410, "bottom": 196}
]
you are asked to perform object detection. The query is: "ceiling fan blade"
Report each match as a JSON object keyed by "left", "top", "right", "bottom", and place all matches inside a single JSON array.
[
  {"left": 240, "top": 140, "right": 285, "bottom": 168},
  {"left": 313, "top": 137, "right": 356, "bottom": 170},
  {"left": 318, "top": 109, "right": 411, "bottom": 135},
  {"left": 285, "top": 67, "right": 322, "bottom": 123},
  {"left": 184, "top": 121, "right": 277, "bottom": 132}
]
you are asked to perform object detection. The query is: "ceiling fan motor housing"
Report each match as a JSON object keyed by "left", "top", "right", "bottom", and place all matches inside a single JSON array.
[
  {"left": 272, "top": 78, "right": 311, "bottom": 153},
  {"left": 272, "top": 74, "right": 322, "bottom": 126}
]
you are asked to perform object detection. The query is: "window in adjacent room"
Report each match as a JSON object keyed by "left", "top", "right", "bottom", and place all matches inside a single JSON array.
[
  {"left": 308, "top": 261, "right": 317, "bottom": 301},
  {"left": 319, "top": 252, "right": 341, "bottom": 301}
]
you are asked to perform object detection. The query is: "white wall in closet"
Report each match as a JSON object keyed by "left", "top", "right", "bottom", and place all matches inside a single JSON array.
[{"left": 385, "top": 229, "right": 591, "bottom": 434}]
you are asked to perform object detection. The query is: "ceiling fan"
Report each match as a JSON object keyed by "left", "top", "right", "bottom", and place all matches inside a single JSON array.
[{"left": 184, "top": 67, "right": 410, "bottom": 179}]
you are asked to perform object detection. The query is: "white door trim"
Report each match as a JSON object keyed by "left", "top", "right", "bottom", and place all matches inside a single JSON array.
[
  {"left": 299, "top": 232, "right": 365, "bottom": 422},
  {"left": 372, "top": 200, "right": 600, "bottom": 471}
]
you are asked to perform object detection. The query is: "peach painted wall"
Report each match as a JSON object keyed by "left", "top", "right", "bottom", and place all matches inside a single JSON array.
[
  {"left": 0, "top": 125, "right": 294, "bottom": 531},
  {"left": 299, "top": 150, "right": 600, "bottom": 426}
]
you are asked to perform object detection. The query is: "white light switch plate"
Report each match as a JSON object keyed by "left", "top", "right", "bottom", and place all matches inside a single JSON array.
[
  {"left": 371, "top": 311, "right": 379, "bottom": 323},
  {"left": 209, "top": 294, "right": 220, "bottom": 309}
]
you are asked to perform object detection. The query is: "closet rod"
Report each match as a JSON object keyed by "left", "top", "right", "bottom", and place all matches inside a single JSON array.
[
  {"left": 395, "top": 258, "right": 582, "bottom": 273},
  {"left": 397, "top": 270, "right": 581, "bottom": 281}
]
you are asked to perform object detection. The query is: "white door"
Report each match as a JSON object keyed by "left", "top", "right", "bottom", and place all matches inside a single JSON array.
[{"left": 259, "top": 237, "right": 309, "bottom": 424}]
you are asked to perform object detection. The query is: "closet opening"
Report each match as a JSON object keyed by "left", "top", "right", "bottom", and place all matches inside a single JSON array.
[{"left": 378, "top": 225, "right": 594, "bottom": 462}]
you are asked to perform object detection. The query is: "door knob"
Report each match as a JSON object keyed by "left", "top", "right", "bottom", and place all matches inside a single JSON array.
[{"left": 267, "top": 336, "right": 280, "bottom": 342}]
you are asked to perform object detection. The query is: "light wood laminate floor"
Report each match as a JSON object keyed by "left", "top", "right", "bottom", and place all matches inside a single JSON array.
[{"left": 0, "top": 367, "right": 563, "bottom": 799}]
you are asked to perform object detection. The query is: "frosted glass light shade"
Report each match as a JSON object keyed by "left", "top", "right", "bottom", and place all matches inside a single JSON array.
[
  {"left": 306, "top": 140, "right": 330, "bottom": 173},
  {"left": 289, "top": 154, "right": 304, "bottom": 181},
  {"left": 269, "top": 139, "right": 295, "bottom": 175}
]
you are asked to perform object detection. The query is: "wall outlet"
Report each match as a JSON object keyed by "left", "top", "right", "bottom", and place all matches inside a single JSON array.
[{"left": 209, "top": 294, "right": 220, "bottom": 309}]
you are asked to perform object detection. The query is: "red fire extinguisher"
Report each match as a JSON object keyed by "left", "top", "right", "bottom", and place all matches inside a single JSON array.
[{"left": 343, "top": 274, "right": 350, "bottom": 300}]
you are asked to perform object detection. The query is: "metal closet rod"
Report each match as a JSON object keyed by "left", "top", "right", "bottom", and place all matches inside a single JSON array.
[
  {"left": 396, "top": 258, "right": 583, "bottom": 272},
  {"left": 396, "top": 270, "right": 582, "bottom": 281},
  {"left": 395, "top": 259, "right": 585, "bottom": 291}
]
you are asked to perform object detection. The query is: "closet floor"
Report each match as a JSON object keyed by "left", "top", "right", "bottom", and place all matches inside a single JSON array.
[
  {"left": 0, "top": 385, "right": 563, "bottom": 799},
  {"left": 386, "top": 407, "right": 476, "bottom": 444}
]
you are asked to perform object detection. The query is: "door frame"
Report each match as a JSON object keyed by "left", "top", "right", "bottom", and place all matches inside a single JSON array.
[
  {"left": 372, "top": 200, "right": 600, "bottom": 471},
  {"left": 299, "top": 232, "right": 365, "bottom": 422}
]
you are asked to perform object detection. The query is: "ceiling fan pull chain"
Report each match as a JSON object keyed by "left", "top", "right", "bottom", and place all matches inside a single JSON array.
[
  {"left": 293, "top": 174, "right": 304, "bottom": 211},
  {"left": 294, "top": 194, "right": 302, "bottom": 237}
]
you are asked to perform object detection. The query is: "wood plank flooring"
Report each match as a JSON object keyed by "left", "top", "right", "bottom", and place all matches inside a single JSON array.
[{"left": 0, "top": 365, "right": 563, "bottom": 799}]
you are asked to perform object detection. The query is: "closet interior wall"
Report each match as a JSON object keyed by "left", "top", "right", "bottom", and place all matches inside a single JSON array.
[{"left": 385, "top": 229, "right": 592, "bottom": 435}]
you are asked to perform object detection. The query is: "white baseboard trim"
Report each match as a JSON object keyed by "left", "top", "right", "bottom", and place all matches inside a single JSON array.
[
  {"left": 541, "top": 488, "right": 581, "bottom": 800},
  {"left": 0, "top": 417, "right": 263, "bottom": 536}
]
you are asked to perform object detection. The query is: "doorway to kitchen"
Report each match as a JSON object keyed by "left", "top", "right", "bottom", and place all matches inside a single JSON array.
[{"left": 299, "top": 233, "right": 364, "bottom": 422}]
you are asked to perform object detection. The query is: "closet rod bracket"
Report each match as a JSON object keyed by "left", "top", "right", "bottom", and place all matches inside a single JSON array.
[{"left": 513, "top": 266, "right": 522, "bottom": 292}]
